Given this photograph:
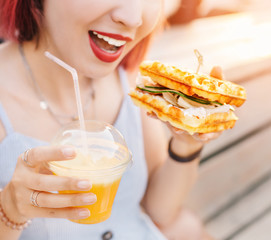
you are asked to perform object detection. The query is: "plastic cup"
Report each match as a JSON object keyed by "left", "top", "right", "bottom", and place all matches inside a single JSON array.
[{"left": 45, "top": 120, "right": 132, "bottom": 224}]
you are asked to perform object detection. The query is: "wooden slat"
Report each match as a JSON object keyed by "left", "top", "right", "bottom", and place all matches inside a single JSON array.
[
  {"left": 148, "top": 11, "right": 271, "bottom": 81},
  {"left": 202, "top": 72, "right": 271, "bottom": 158},
  {"left": 148, "top": 10, "right": 271, "bottom": 159},
  {"left": 206, "top": 175, "right": 271, "bottom": 239},
  {"left": 147, "top": 10, "right": 271, "bottom": 237},
  {"left": 231, "top": 210, "right": 271, "bottom": 240},
  {"left": 222, "top": 57, "right": 271, "bottom": 83},
  {"left": 186, "top": 126, "right": 271, "bottom": 220}
]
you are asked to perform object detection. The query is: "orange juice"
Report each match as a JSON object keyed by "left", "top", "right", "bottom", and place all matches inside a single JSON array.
[
  {"left": 47, "top": 122, "right": 132, "bottom": 224},
  {"left": 60, "top": 178, "right": 121, "bottom": 224},
  {"left": 47, "top": 121, "right": 132, "bottom": 224},
  {"left": 50, "top": 150, "right": 130, "bottom": 224}
]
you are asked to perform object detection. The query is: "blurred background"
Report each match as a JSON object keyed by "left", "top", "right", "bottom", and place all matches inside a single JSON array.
[{"left": 151, "top": 1, "right": 271, "bottom": 240}]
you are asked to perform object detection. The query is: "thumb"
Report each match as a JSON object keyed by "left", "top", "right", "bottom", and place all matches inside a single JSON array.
[{"left": 210, "top": 66, "right": 223, "bottom": 80}]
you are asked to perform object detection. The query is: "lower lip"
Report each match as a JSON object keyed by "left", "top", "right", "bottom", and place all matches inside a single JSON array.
[{"left": 88, "top": 34, "right": 125, "bottom": 63}]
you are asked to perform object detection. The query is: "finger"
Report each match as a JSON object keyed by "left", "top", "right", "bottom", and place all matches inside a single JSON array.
[
  {"left": 171, "top": 126, "right": 186, "bottom": 135},
  {"left": 34, "top": 192, "right": 97, "bottom": 208},
  {"left": 20, "top": 146, "right": 76, "bottom": 168},
  {"left": 146, "top": 111, "right": 158, "bottom": 119},
  {"left": 24, "top": 173, "right": 92, "bottom": 192},
  {"left": 210, "top": 66, "right": 223, "bottom": 80},
  {"left": 208, "top": 131, "right": 222, "bottom": 140},
  {"left": 28, "top": 206, "right": 91, "bottom": 220},
  {"left": 166, "top": 122, "right": 190, "bottom": 136},
  {"left": 192, "top": 133, "right": 210, "bottom": 142},
  {"left": 193, "top": 132, "right": 222, "bottom": 142},
  {"left": 170, "top": 125, "right": 182, "bottom": 132}
]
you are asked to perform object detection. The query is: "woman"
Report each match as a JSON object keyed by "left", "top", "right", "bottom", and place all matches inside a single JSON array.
[{"left": 0, "top": 0, "right": 221, "bottom": 239}]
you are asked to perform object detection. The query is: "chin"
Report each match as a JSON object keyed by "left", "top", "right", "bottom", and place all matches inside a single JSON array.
[{"left": 81, "top": 62, "right": 119, "bottom": 79}]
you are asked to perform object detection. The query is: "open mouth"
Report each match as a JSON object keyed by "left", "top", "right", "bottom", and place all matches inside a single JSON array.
[
  {"left": 89, "top": 31, "right": 126, "bottom": 53},
  {"left": 88, "top": 30, "right": 128, "bottom": 62}
]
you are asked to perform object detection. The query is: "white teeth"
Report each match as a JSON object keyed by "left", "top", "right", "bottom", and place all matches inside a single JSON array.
[{"left": 92, "top": 31, "right": 126, "bottom": 47}]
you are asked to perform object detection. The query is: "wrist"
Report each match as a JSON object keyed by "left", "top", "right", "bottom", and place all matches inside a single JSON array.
[
  {"left": 0, "top": 187, "right": 31, "bottom": 230},
  {"left": 168, "top": 137, "right": 203, "bottom": 163}
]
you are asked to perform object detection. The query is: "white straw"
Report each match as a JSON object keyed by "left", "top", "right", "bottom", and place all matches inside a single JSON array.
[
  {"left": 44, "top": 51, "right": 88, "bottom": 155},
  {"left": 44, "top": 51, "right": 85, "bottom": 130}
]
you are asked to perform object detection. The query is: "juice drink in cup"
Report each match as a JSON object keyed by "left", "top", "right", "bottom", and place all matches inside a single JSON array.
[
  {"left": 47, "top": 121, "right": 132, "bottom": 224},
  {"left": 44, "top": 52, "right": 132, "bottom": 223}
]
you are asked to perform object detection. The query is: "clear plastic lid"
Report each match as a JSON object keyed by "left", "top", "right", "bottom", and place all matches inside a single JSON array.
[{"left": 48, "top": 120, "right": 132, "bottom": 177}]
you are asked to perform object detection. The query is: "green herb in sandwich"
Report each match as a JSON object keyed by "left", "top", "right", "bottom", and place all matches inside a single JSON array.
[{"left": 136, "top": 85, "right": 222, "bottom": 106}]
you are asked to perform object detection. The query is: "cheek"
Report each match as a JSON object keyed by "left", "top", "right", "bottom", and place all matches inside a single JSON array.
[
  {"left": 122, "top": 1, "right": 162, "bottom": 60},
  {"left": 133, "top": 2, "right": 163, "bottom": 44},
  {"left": 142, "top": 1, "right": 163, "bottom": 35},
  {"left": 43, "top": 1, "right": 81, "bottom": 49},
  {"left": 43, "top": 0, "right": 110, "bottom": 38}
]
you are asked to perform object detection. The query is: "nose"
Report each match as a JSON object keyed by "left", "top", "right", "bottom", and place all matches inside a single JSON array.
[{"left": 111, "top": 0, "right": 143, "bottom": 28}]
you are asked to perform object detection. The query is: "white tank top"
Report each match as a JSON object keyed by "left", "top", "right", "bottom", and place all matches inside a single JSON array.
[{"left": 0, "top": 67, "right": 166, "bottom": 240}]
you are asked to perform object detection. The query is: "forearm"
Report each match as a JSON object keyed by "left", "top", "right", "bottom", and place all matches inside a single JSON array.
[{"left": 143, "top": 137, "right": 202, "bottom": 227}]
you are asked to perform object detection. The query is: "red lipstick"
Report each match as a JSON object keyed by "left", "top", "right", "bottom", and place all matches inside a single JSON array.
[
  {"left": 89, "top": 30, "right": 131, "bottom": 63},
  {"left": 93, "top": 31, "right": 133, "bottom": 41}
]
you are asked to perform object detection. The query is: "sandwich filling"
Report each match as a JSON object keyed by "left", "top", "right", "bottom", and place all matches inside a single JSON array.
[{"left": 136, "top": 75, "right": 234, "bottom": 119}]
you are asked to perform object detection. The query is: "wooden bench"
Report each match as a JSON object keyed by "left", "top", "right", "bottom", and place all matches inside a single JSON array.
[{"left": 148, "top": 10, "right": 271, "bottom": 240}]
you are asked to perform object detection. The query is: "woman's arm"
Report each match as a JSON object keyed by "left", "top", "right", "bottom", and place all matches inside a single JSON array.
[
  {"left": 141, "top": 66, "right": 224, "bottom": 228},
  {"left": 140, "top": 111, "right": 201, "bottom": 228}
]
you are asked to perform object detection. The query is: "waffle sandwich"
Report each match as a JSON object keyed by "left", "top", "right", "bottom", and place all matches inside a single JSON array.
[{"left": 129, "top": 61, "right": 246, "bottom": 134}]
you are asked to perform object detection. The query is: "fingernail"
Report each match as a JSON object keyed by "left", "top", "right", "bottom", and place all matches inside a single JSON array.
[
  {"left": 77, "top": 180, "right": 91, "bottom": 189},
  {"left": 78, "top": 209, "right": 90, "bottom": 217},
  {"left": 82, "top": 195, "right": 96, "bottom": 203},
  {"left": 61, "top": 147, "right": 76, "bottom": 158}
]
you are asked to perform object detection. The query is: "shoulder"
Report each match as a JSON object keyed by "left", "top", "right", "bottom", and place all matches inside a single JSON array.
[
  {"left": 0, "top": 86, "right": 6, "bottom": 141},
  {"left": 0, "top": 42, "right": 21, "bottom": 141},
  {"left": 0, "top": 120, "right": 5, "bottom": 142},
  {"left": 0, "top": 42, "right": 20, "bottom": 83},
  {"left": 0, "top": 41, "right": 17, "bottom": 63}
]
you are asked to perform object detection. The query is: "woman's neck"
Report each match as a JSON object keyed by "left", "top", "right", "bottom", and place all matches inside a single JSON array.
[
  {"left": 0, "top": 40, "right": 124, "bottom": 140},
  {"left": 22, "top": 41, "right": 85, "bottom": 100},
  {"left": 20, "top": 40, "right": 116, "bottom": 116}
]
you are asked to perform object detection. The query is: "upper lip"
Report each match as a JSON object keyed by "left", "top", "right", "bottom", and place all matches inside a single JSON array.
[{"left": 90, "top": 30, "right": 133, "bottom": 42}]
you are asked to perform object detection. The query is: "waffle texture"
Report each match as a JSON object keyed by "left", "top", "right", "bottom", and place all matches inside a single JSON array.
[
  {"left": 140, "top": 61, "right": 246, "bottom": 107},
  {"left": 129, "top": 90, "right": 238, "bottom": 134}
]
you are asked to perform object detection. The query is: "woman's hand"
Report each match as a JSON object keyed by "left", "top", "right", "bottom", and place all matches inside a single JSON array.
[
  {"left": 170, "top": 65, "right": 225, "bottom": 151},
  {"left": 147, "top": 65, "right": 224, "bottom": 155},
  {"left": 1, "top": 146, "right": 97, "bottom": 223},
  {"left": 171, "top": 65, "right": 225, "bottom": 152}
]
